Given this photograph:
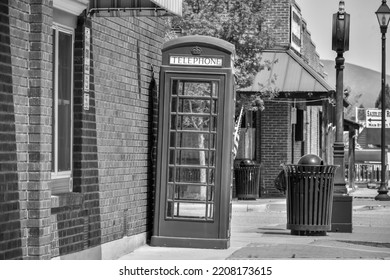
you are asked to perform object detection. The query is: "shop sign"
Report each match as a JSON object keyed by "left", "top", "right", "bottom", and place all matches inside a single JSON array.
[{"left": 366, "top": 108, "right": 390, "bottom": 128}]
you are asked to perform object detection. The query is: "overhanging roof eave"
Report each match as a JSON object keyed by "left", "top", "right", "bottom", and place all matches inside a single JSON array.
[
  {"left": 237, "top": 90, "right": 334, "bottom": 99},
  {"left": 285, "top": 49, "right": 334, "bottom": 92},
  {"left": 237, "top": 49, "right": 335, "bottom": 94},
  {"left": 87, "top": 0, "right": 182, "bottom": 17}
]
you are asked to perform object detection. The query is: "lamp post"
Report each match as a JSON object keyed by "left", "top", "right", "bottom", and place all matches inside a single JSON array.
[
  {"left": 332, "top": 1, "right": 349, "bottom": 195},
  {"left": 375, "top": 0, "right": 390, "bottom": 201},
  {"left": 331, "top": 1, "right": 352, "bottom": 232}
]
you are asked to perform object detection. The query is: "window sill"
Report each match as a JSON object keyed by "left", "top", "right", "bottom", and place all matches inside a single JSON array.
[{"left": 51, "top": 192, "right": 83, "bottom": 208}]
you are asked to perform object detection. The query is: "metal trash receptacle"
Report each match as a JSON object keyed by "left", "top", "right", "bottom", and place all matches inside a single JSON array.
[
  {"left": 234, "top": 160, "right": 261, "bottom": 200},
  {"left": 282, "top": 161, "right": 338, "bottom": 236}
]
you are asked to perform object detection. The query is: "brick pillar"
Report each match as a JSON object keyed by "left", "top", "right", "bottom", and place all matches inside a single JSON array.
[
  {"left": 260, "top": 101, "right": 290, "bottom": 197},
  {"left": 0, "top": 0, "right": 24, "bottom": 260},
  {"left": 26, "top": 0, "right": 53, "bottom": 259},
  {"left": 73, "top": 15, "right": 101, "bottom": 247}
]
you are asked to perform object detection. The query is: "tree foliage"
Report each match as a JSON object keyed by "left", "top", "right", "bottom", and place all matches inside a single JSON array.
[
  {"left": 165, "top": 0, "right": 278, "bottom": 111},
  {"left": 374, "top": 84, "right": 390, "bottom": 110},
  {"left": 343, "top": 86, "right": 363, "bottom": 120}
]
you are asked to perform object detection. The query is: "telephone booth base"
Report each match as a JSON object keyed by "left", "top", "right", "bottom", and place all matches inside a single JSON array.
[{"left": 151, "top": 236, "right": 230, "bottom": 249}]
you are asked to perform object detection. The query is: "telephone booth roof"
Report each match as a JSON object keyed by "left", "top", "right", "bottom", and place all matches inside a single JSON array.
[{"left": 162, "top": 35, "right": 235, "bottom": 56}]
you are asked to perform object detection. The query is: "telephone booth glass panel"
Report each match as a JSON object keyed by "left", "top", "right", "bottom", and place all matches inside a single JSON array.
[{"left": 167, "top": 79, "right": 219, "bottom": 221}]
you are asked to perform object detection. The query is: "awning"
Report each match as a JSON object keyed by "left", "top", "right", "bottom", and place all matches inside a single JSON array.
[
  {"left": 88, "top": 0, "right": 182, "bottom": 17},
  {"left": 239, "top": 49, "right": 334, "bottom": 98},
  {"left": 344, "top": 118, "right": 361, "bottom": 131}
]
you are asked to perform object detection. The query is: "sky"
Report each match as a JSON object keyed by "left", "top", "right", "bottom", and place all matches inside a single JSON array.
[{"left": 296, "top": 0, "right": 389, "bottom": 73}]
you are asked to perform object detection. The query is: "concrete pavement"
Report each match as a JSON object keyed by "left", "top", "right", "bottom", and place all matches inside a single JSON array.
[{"left": 118, "top": 188, "right": 390, "bottom": 260}]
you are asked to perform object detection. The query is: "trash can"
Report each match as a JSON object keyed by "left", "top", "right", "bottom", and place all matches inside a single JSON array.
[
  {"left": 234, "top": 159, "right": 261, "bottom": 200},
  {"left": 282, "top": 154, "right": 338, "bottom": 236}
]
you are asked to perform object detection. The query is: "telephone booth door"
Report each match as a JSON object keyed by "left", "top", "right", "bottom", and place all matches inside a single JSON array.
[{"left": 151, "top": 36, "right": 235, "bottom": 249}]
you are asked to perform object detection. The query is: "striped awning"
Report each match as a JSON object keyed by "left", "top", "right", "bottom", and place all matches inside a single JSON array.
[
  {"left": 239, "top": 49, "right": 334, "bottom": 95},
  {"left": 88, "top": 0, "right": 182, "bottom": 17}
]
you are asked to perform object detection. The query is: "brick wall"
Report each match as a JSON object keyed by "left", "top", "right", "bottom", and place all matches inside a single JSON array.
[
  {"left": 258, "top": 102, "right": 323, "bottom": 196},
  {"left": 26, "top": 0, "right": 53, "bottom": 260},
  {"left": 1, "top": 0, "right": 53, "bottom": 260},
  {"left": 9, "top": 0, "right": 31, "bottom": 258},
  {"left": 263, "top": 0, "right": 326, "bottom": 77},
  {"left": 301, "top": 20, "right": 323, "bottom": 74},
  {"left": 0, "top": 0, "right": 24, "bottom": 260},
  {"left": 0, "top": 0, "right": 54, "bottom": 260},
  {"left": 49, "top": 15, "right": 103, "bottom": 258},
  {"left": 259, "top": 101, "right": 291, "bottom": 196},
  {"left": 262, "top": 0, "right": 291, "bottom": 48},
  {"left": 1, "top": 0, "right": 165, "bottom": 259},
  {"left": 91, "top": 16, "right": 163, "bottom": 245},
  {"left": 72, "top": 15, "right": 101, "bottom": 249},
  {"left": 49, "top": 15, "right": 164, "bottom": 257},
  {"left": 256, "top": 0, "right": 329, "bottom": 197}
]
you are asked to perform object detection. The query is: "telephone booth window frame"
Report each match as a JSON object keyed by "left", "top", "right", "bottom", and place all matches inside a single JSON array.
[{"left": 164, "top": 75, "right": 225, "bottom": 222}]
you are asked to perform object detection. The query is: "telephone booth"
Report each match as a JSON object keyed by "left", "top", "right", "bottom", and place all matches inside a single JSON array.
[{"left": 151, "top": 36, "right": 235, "bottom": 249}]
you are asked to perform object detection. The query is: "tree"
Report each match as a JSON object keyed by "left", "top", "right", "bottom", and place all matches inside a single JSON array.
[
  {"left": 165, "top": 0, "right": 279, "bottom": 111},
  {"left": 374, "top": 84, "right": 390, "bottom": 109},
  {"left": 163, "top": 2, "right": 281, "bottom": 202},
  {"left": 343, "top": 85, "right": 363, "bottom": 120}
]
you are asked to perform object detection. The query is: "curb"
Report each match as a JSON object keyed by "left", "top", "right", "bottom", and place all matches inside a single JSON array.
[
  {"left": 232, "top": 200, "right": 388, "bottom": 213},
  {"left": 232, "top": 204, "right": 267, "bottom": 212}
]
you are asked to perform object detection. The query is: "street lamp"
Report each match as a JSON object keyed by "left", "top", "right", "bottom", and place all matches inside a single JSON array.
[
  {"left": 375, "top": 0, "right": 390, "bottom": 201},
  {"left": 330, "top": 1, "right": 352, "bottom": 232},
  {"left": 332, "top": 1, "right": 350, "bottom": 193}
]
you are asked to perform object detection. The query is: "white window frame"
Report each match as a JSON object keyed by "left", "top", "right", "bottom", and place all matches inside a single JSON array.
[{"left": 51, "top": 23, "right": 74, "bottom": 180}]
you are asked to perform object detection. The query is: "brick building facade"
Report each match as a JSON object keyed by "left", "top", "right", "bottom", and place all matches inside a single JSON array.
[
  {"left": 236, "top": 0, "right": 336, "bottom": 197},
  {"left": 0, "top": 0, "right": 180, "bottom": 260},
  {"left": 1, "top": 0, "right": 341, "bottom": 260}
]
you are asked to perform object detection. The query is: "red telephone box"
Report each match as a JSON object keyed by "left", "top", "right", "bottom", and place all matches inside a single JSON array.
[{"left": 151, "top": 36, "right": 235, "bottom": 249}]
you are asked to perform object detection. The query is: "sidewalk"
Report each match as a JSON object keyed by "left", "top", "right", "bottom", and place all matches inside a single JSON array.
[{"left": 118, "top": 188, "right": 390, "bottom": 260}]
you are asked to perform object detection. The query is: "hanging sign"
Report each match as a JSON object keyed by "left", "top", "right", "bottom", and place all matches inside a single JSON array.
[
  {"left": 83, "top": 93, "right": 90, "bottom": 111},
  {"left": 84, "top": 27, "right": 90, "bottom": 111}
]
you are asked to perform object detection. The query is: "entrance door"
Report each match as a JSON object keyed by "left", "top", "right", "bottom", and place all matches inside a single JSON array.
[{"left": 158, "top": 73, "right": 225, "bottom": 238}]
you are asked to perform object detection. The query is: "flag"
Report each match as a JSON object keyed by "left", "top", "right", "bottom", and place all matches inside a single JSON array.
[{"left": 232, "top": 106, "right": 244, "bottom": 159}]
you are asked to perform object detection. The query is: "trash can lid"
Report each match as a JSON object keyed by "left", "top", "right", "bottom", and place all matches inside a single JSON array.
[
  {"left": 298, "top": 154, "right": 323, "bottom": 165},
  {"left": 239, "top": 159, "right": 256, "bottom": 166}
]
